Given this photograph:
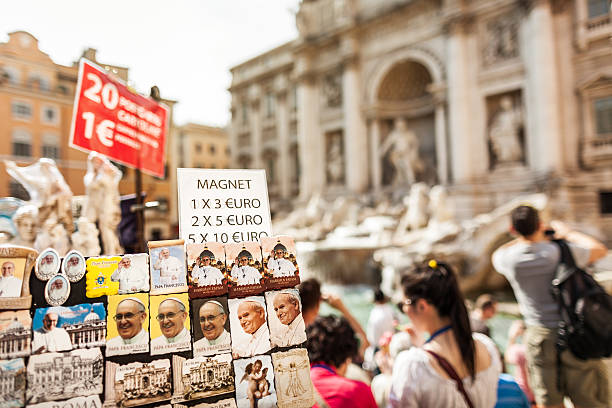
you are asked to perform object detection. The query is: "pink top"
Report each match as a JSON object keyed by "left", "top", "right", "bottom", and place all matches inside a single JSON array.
[
  {"left": 505, "top": 343, "right": 534, "bottom": 402},
  {"left": 311, "top": 364, "right": 377, "bottom": 408}
]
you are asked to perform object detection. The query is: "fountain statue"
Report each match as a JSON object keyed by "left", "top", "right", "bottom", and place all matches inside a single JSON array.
[
  {"left": 71, "top": 217, "right": 101, "bottom": 257},
  {"left": 83, "top": 152, "right": 123, "bottom": 255}
]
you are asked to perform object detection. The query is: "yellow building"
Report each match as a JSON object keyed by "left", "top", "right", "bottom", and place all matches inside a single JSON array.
[
  {"left": 177, "top": 123, "right": 229, "bottom": 170},
  {"left": 0, "top": 31, "right": 178, "bottom": 243}
]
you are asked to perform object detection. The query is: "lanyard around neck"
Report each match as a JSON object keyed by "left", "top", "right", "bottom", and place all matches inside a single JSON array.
[{"left": 425, "top": 324, "right": 452, "bottom": 344}]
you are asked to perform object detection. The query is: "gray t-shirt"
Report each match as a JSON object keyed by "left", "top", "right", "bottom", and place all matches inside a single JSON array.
[{"left": 492, "top": 241, "right": 590, "bottom": 328}]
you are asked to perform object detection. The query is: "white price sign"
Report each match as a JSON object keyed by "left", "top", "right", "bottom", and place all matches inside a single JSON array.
[{"left": 177, "top": 169, "right": 272, "bottom": 244}]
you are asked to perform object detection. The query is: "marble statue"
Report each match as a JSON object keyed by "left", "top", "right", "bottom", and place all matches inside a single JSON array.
[
  {"left": 428, "top": 185, "right": 454, "bottom": 225},
  {"left": 489, "top": 96, "right": 523, "bottom": 164},
  {"left": 71, "top": 217, "right": 101, "bottom": 257},
  {"left": 34, "top": 217, "right": 55, "bottom": 254},
  {"left": 380, "top": 118, "right": 423, "bottom": 186},
  {"left": 83, "top": 152, "right": 123, "bottom": 255},
  {"left": 5, "top": 158, "right": 73, "bottom": 233},
  {"left": 10, "top": 205, "right": 38, "bottom": 248},
  {"left": 326, "top": 137, "right": 344, "bottom": 185}
]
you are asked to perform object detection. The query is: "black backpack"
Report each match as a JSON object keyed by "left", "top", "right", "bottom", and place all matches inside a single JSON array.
[{"left": 550, "top": 239, "right": 612, "bottom": 360}]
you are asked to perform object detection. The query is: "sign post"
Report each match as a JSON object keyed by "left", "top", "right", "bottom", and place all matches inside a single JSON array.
[{"left": 177, "top": 169, "right": 272, "bottom": 244}]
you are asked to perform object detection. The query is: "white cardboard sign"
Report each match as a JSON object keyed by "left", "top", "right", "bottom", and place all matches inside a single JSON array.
[{"left": 177, "top": 168, "right": 272, "bottom": 244}]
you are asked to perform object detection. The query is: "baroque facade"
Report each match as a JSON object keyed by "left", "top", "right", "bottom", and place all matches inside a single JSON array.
[
  {"left": 229, "top": 0, "right": 612, "bottom": 238},
  {"left": 0, "top": 319, "right": 30, "bottom": 358}
]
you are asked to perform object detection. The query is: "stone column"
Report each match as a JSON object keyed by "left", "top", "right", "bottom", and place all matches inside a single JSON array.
[
  {"left": 342, "top": 38, "right": 369, "bottom": 193},
  {"left": 296, "top": 74, "right": 323, "bottom": 198},
  {"left": 523, "top": 0, "right": 562, "bottom": 172},
  {"left": 434, "top": 99, "right": 449, "bottom": 185},
  {"left": 369, "top": 119, "right": 381, "bottom": 191},
  {"left": 276, "top": 87, "right": 291, "bottom": 199},
  {"left": 248, "top": 85, "right": 263, "bottom": 169},
  {"left": 446, "top": 16, "right": 478, "bottom": 182}
]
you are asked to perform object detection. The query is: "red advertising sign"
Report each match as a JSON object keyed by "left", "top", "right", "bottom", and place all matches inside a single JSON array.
[{"left": 69, "top": 59, "right": 168, "bottom": 178}]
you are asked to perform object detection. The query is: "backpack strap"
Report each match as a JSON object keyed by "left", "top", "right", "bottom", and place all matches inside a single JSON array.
[
  {"left": 551, "top": 239, "right": 572, "bottom": 393},
  {"left": 425, "top": 350, "right": 475, "bottom": 408}
]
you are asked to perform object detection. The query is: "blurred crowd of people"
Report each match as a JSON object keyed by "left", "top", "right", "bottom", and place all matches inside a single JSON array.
[{"left": 300, "top": 205, "right": 609, "bottom": 408}]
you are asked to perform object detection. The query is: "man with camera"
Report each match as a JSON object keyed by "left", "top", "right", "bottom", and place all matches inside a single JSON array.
[{"left": 492, "top": 205, "right": 608, "bottom": 408}]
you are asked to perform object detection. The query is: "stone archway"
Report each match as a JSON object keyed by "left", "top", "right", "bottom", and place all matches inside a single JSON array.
[{"left": 374, "top": 59, "right": 438, "bottom": 187}]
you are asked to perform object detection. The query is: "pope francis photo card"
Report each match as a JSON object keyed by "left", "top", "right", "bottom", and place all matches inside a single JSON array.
[
  {"left": 148, "top": 239, "right": 188, "bottom": 295},
  {"left": 26, "top": 347, "right": 104, "bottom": 405},
  {"left": 0, "top": 256, "right": 27, "bottom": 298},
  {"left": 192, "top": 297, "right": 232, "bottom": 357},
  {"left": 110, "top": 253, "right": 150, "bottom": 294},
  {"left": 265, "top": 289, "right": 307, "bottom": 349},
  {"left": 110, "top": 359, "right": 172, "bottom": 407},
  {"left": 186, "top": 242, "right": 228, "bottom": 298},
  {"left": 271, "top": 348, "right": 315, "bottom": 408},
  {"left": 171, "top": 353, "right": 235, "bottom": 403},
  {"left": 32, "top": 303, "right": 106, "bottom": 354},
  {"left": 150, "top": 293, "right": 192, "bottom": 356},
  {"left": 0, "top": 310, "right": 31, "bottom": 359},
  {"left": 228, "top": 296, "right": 271, "bottom": 359},
  {"left": 62, "top": 250, "right": 86, "bottom": 283},
  {"left": 106, "top": 293, "right": 149, "bottom": 356},
  {"left": 261, "top": 236, "right": 299, "bottom": 290},
  {"left": 0, "top": 358, "right": 25, "bottom": 407},
  {"left": 226, "top": 242, "right": 264, "bottom": 298},
  {"left": 233, "top": 354, "right": 277, "bottom": 408},
  {"left": 85, "top": 255, "right": 121, "bottom": 298}
]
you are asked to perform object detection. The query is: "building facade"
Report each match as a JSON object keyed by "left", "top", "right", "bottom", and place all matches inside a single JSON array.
[
  {"left": 0, "top": 321, "right": 30, "bottom": 358},
  {"left": 178, "top": 123, "right": 230, "bottom": 170},
  {"left": 0, "top": 31, "right": 179, "bottom": 241},
  {"left": 229, "top": 0, "right": 612, "bottom": 237}
]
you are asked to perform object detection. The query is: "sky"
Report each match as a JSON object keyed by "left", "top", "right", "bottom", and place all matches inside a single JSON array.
[{"left": 1, "top": 0, "right": 300, "bottom": 127}]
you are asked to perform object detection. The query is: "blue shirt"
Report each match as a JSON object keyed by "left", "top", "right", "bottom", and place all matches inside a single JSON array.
[{"left": 495, "top": 373, "right": 531, "bottom": 408}]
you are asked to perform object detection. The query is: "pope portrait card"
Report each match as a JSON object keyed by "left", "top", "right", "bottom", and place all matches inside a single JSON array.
[
  {"left": 192, "top": 297, "right": 232, "bottom": 357},
  {"left": 225, "top": 242, "right": 264, "bottom": 298},
  {"left": 150, "top": 293, "right": 192, "bottom": 356},
  {"left": 106, "top": 293, "right": 149, "bottom": 357},
  {"left": 110, "top": 253, "right": 150, "bottom": 294},
  {"left": 148, "top": 239, "right": 188, "bottom": 295},
  {"left": 265, "top": 289, "right": 307, "bottom": 349},
  {"left": 32, "top": 303, "right": 106, "bottom": 353},
  {"left": 261, "top": 236, "right": 299, "bottom": 290},
  {"left": 186, "top": 242, "right": 227, "bottom": 298},
  {"left": 228, "top": 296, "right": 271, "bottom": 359}
]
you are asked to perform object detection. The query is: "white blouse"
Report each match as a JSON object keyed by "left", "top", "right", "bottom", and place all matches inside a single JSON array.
[{"left": 389, "top": 333, "right": 501, "bottom": 408}]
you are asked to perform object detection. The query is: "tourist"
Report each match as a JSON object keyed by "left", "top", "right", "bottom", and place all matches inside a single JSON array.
[
  {"left": 194, "top": 300, "right": 231, "bottom": 348},
  {"left": 32, "top": 311, "right": 73, "bottom": 353},
  {"left": 470, "top": 293, "right": 497, "bottom": 337},
  {"left": 233, "top": 299, "right": 270, "bottom": 357},
  {"left": 389, "top": 260, "right": 501, "bottom": 407},
  {"left": 366, "top": 288, "right": 398, "bottom": 352},
  {"left": 307, "top": 315, "right": 377, "bottom": 408},
  {"left": 504, "top": 320, "right": 534, "bottom": 404},
  {"left": 0, "top": 261, "right": 22, "bottom": 297},
  {"left": 492, "top": 205, "right": 609, "bottom": 407},
  {"left": 107, "top": 298, "right": 148, "bottom": 347},
  {"left": 270, "top": 291, "right": 306, "bottom": 347},
  {"left": 151, "top": 298, "right": 190, "bottom": 346},
  {"left": 298, "top": 278, "right": 370, "bottom": 356}
]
